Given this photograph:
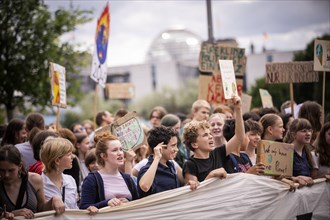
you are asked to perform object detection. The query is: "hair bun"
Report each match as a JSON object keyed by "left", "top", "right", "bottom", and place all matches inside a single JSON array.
[{"left": 94, "top": 131, "right": 113, "bottom": 143}]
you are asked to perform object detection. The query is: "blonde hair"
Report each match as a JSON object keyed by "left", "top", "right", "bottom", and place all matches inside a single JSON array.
[
  {"left": 182, "top": 120, "right": 210, "bottom": 151},
  {"left": 192, "top": 99, "right": 210, "bottom": 113},
  {"left": 40, "top": 137, "right": 75, "bottom": 173}
]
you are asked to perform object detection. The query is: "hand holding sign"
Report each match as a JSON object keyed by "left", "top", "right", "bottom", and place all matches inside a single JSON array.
[{"left": 219, "top": 60, "right": 238, "bottom": 99}]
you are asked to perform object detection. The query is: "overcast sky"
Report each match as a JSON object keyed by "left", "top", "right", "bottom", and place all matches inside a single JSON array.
[{"left": 45, "top": 0, "right": 330, "bottom": 67}]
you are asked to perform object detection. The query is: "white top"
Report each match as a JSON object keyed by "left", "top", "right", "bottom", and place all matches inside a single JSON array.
[
  {"left": 42, "top": 173, "right": 78, "bottom": 209},
  {"left": 79, "top": 160, "right": 90, "bottom": 179},
  {"left": 99, "top": 171, "right": 132, "bottom": 201},
  {"left": 311, "top": 151, "right": 330, "bottom": 177},
  {"left": 15, "top": 141, "right": 37, "bottom": 169}
]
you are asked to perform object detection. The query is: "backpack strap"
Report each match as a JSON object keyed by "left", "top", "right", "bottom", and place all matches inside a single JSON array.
[{"left": 15, "top": 175, "right": 28, "bottom": 209}]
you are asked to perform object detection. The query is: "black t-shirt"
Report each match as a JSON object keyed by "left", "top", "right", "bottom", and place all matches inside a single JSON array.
[
  {"left": 224, "top": 153, "right": 252, "bottom": 174},
  {"left": 182, "top": 146, "right": 227, "bottom": 182}
]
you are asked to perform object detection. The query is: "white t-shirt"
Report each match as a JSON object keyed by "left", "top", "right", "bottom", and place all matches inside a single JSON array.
[
  {"left": 42, "top": 173, "right": 78, "bottom": 209},
  {"left": 311, "top": 151, "right": 330, "bottom": 177}
]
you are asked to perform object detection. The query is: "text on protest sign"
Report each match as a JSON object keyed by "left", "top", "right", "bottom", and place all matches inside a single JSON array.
[
  {"left": 49, "top": 62, "right": 67, "bottom": 108},
  {"left": 199, "top": 74, "right": 243, "bottom": 105},
  {"left": 257, "top": 140, "right": 294, "bottom": 176},
  {"left": 314, "top": 39, "right": 330, "bottom": 72},
  {"left": 219, "top": 60, "right": 238, "bottom": 99},
  {"left": 266, "top": 61, "right": 319, "bottom": 84},
  {"left": 199, "top": 42, "right": 246, "bottom": 76},
  {"left": 111, "top": 112, "right": 145, "bottom": 151}
]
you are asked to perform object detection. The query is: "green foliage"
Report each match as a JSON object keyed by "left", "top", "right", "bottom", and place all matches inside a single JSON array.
[
  {"left": 249, "top": 77, "right": 290, "bottom": 111},
  {"left": 130, "top": 79, "right": 198, "bottom": 119},
  {"left": 61, "top": 111, "right": 82, "bottom": 129},
  {"left": 292, "top": 34, "right": 330, "bottom": 116},
  {"left": 0, "top": 0, "right": 93, "bottom": 121}
]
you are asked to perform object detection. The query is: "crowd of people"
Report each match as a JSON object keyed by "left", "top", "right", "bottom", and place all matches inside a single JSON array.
[{"left": 0, "top": 96, "right": 329, "bottom": 219}]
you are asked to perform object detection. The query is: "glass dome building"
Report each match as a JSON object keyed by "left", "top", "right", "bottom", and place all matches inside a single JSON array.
[{"left": 146, "top": 28, "right": 202, "bottom": 63}]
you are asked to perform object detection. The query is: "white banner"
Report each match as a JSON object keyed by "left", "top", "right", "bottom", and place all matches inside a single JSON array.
[{"left": 34, "top": 173, "right": 329, "bottom": 220}]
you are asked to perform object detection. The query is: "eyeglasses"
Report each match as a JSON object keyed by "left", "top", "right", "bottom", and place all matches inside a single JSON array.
[
  {"left": 299, "top": 129, "right": 313, "bottom": 133},
  {"left": 74, "top": 127, "right": 85, "bottom": 133}
]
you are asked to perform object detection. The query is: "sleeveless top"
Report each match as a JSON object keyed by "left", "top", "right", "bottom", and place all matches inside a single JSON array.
[{"left": 0, "top": 179, "right": 38, "bottom": 213}]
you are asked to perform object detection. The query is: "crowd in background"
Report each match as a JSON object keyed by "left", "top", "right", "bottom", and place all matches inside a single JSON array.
[{"left": 0, "top": 97, "right": 329, "bottom": 219}]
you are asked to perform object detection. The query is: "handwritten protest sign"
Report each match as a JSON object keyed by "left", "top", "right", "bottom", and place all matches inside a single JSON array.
[
  {"left": 198, "top": 74, "right": 243, "bottom": 105},
  {"left": 49, "top": 62, "right": 67, "bottom": 108},
  {"left": 106, "top": 83, "right": 135, "bottom": 99},
  {"left": 265, "top": 61, "right": 319, "bottom": 84},
  {"left": 314, "top": 39, "right": 330, "bottom": 72},
  {"left": 199, "top": 42, "right": 246, "bottom": 76},
  {"left": 257, "top": 140, "right": 294, "bottom": 176},
  {"left": 219, "top": 60, "right": 237, "bottom": 99},
  {"left": 110, "top": 112, "right": 145, "bottom": 151},
  {"left": 241, "top": 93, "right": 252, "bottom": 114},
  {"left": 259, "top": 89, "right": 273, "bottom": 108}
]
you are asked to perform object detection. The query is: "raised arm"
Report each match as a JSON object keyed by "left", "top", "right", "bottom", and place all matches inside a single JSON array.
[
  {"left": 225, "top": 95, "right": 245, "bottom": 156},
  {"left": 138, "top": 143, "right": 164, "bottom": 192}
]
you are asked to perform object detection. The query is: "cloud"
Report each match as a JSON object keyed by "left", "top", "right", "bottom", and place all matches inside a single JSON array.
[{"left": 46, "top": 0, "right": 330, "bottom": 67}]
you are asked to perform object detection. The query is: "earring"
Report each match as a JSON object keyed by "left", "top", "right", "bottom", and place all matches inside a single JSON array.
[{"left": 18, "top": 170, "right": 21, "bottom": 178}]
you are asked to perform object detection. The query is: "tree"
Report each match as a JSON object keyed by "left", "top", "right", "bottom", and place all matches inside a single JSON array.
[
  {"left": 249, "top": 77, "right": 289, "bottom": 111},
  {"left": 293, "top": 34, "right": 330, "bottom": 118},
  {"left": 0, "top": 0, "right": 92, "bottom": 122}
]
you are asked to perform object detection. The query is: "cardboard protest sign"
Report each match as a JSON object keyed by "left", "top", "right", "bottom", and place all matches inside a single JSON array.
[
  {"left": 259, "top": 89, "right": 273, "bottom": 108},
  {"left": 266, "top": 61, "right": 319, "bottom": 84},
  {"left": 198, "top": 74, "right": 243, "bottom": 105},
  {"left": 219, "top": 60, "right": 237, "bottom": 99},
  {"left": 90, "top": 3, "right": 110, "bottom": 88},
  {"left": 257, "top": 140, "right": 294, "bottom": 176},
  {"left": 106, "top": 83, "right": 135, "bottom": 99},
  {"left": 49, "top": 62, "right": 67, "bottom": 108},
  {"left": 314, "top": 39, "right": 330, "bottom": 72},
  {"left": 110, "top": 112, "right": 145, "bottom": 151},
  {"left": 241, "top": 93, "right": 252, "bottom": 114},
  {"left": 199, "top": 42, "right": 246, "bottom": 76}
]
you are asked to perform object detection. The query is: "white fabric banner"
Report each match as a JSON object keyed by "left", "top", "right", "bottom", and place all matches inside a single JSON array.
[{"left": 34, "top": 173, "right": 330, "bottom": 220}]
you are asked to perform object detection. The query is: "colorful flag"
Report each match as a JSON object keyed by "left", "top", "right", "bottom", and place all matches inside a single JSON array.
[{"left": 90, "top": 3, "right": 110, "bottom": 88}]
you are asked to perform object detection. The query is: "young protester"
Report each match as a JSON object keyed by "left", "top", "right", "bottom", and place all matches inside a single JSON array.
[
  {"left": 312, "top": 122, "right": 330, "bottom": 179},
  {"left": 1, "top": 118, "right": 27, "bottom": 146},
  {"left": 222, "top": 119, "right": 265, "bottom": 175},
  {"left": 191, "top": 99, "right": 211, "bottom": 121},
  {"left": 15, "top": 113, "right": 45, "bottom": 169},
  {"left": 298, "top": 101, "right": 322, "bottom": 145},
  {"left": 85, "top": 149, "right": 99, "bottom": 172},
  {"left": 243, "top": 119, "right": 264, "bottom": 165},
  {"left": 82, "top": 120, "right": 95, "bottom": 136},
  {"left": 161, "top": 114, "right": 189, "bottom": 168},
  {"left": 149, "top": 106, "right": 167, "bottom": 128},
  {"left": 138, "top": 126, "right": 196, "bottom": 198},
  {"left": 182, "top": 95, "right": 244, "bottom": 182},
  {"left": 74, "top": 133, "right": 91, "bottom": 181},
  {"left": 283, "top": 118, "right": 316, "bottom": 180},
  {"left": 0, "top": 145, "right": 65, "bottom": 219},
  {"left": 259, "top": 113, "right": 285, "bottom": 142},
  {"left": 30, "top": 130, "right": 60, "bottom": 175},
  {"left": 40, "top": 138, "right": 79, "bottom": 209},
  {"left": 209, "top": 113, "right": 227, "bottom": 147},
  {"left": 79, "top": 132, "right": 138, "bottom": 210}
]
